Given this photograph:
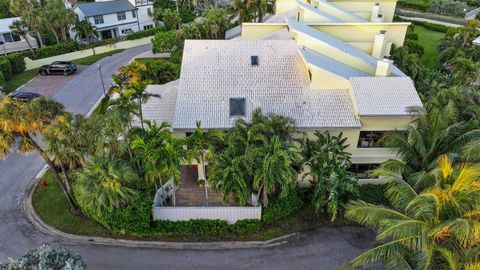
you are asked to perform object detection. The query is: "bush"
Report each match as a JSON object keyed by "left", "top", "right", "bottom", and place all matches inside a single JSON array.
[
  {"left": 230, "top": 219, "right": 262, "bottom": 234},
  {"left": 262, "top": 190, "right": 305, "bottom": 225},
  {"left": 33, "top": 40, "right": 80, "bottom": 59},
  {"left": 152, "top": 30, "right": 180, "bottom": 53},
  {"left": 358, "top": 184, "right": 389, "bottom": 205},
  {"left": 154, "top": 219, "right": 230, "bottom": 236},
  {"left": 413, "top": 21, "right": 450, "bottom": 33},
  {"left": 429, "top": 0, "right": 469, "bottom": 16},
  {"left": 139, "top": 58, "right": 180, "bottom": 84},
  {"left": 4, "top": 53, "right": 26, "bottom": 74},
  {"left": 0, "top": 244, "right": 86, "bottom": 270},
  {"left": 0, "top": 71, "right": 5, "bottom": 90},
  {"left": 0, "top": 58, "right": 12, "bottom": 80},
  {"left": 126, "top": 26, "right": 165, "bottom": 40}
]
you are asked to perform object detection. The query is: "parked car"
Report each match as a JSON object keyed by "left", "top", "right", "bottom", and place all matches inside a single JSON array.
[
  {"left": 39, "top": 61, "right": 77, "bottom": 76},
  {"left": 8, "top": 92, "right": 41, "bottom": 102}
]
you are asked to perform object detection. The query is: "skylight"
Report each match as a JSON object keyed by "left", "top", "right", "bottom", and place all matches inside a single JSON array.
[{"left": 229, "top": 98, "right": 246, "bottom": 117}]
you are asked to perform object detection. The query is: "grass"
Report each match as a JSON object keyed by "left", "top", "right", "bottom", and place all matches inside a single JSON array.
[
  {"left": 72, "top": 49, "right": 125, "bottom": 65},
  {"left": 32, "top": 170, "right": 351, "bottom": 241},
  {"left": 32, "top": 170, "right": 112, "bottom": 237},
  {"left": 413, "top": 25, "right": 445, "bottom": 67},
  {"left": 399, "top": 0, "right": 430, "bottom": 10},
  {"left": 3, "top": 68, "right": 38, "bottom": 94}
]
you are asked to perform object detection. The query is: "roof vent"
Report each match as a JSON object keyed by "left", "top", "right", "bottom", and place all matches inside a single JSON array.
[
  {"left": 229, "top": 98, "right": 246, "bottom": 117},
  {"left": 251, "top": 55, "right": 259, "bottom": 66}
]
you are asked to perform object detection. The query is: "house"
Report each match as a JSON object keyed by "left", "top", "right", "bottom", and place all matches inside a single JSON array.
[
  {"left": 0, "top": 17, "right": 38, "bottom": 55},
  {"left": 72, "top": 0, "right": 155, "bottom": 40},
  {"left": 144, "top": 0, "right": 422, "bottom": 222}
]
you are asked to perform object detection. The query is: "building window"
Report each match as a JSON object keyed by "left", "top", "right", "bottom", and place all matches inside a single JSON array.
[
  {"left": 348, "top": 164, "right": 380, "bottom": 179},
  {"left": 132, "top": 10, "right": 136, "bottom": 18},
  {"left": 147, "top": 8, "right": 152, "bottom": 17},
  {"left": 357, "top": 131, "right": 388, "bottom": 148},
  {"left": 229, "top": 98, "right": 246, "bottom": 117},
  {"left": 143, "top": 24, "right": 153, "bottom": 30},
  {"left": 117, "top": 11, "right": 127, "bottom": 21},
  {"left": 93, "top": 15, "right": 104, "bottom": 25},
  {"left": 2, "top": 33, "right": 13, "bottom": 43},
  {"left": 121, "top": 28, "right": 133, "bottom": 35}
]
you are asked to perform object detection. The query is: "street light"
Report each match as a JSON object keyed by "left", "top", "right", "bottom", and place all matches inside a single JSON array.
[{"left": 97, "top": 64, "right": 106, "bottom": 97}]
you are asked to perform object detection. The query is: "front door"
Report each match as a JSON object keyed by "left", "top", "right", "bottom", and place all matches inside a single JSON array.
[{"left": 101, "top": 30, "right": 113, "bottom": 40}]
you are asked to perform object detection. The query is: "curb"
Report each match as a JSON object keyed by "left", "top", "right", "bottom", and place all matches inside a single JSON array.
[{"left": 24, "top": 168, "right": 296, "bottom": 250}]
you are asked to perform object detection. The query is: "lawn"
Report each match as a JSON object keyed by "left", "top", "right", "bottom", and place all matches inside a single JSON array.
[
  {"left": 413, "top": 25, "right": 445, "bottom": 67},
  {"left": 72, "top": 49, "right": 125, "bottom": 65},
  {"left": 3, "top": 68, "right": 38, "bottom": 94},
  {"left": 32, "top": 170, "right": 353, "bottom": 241},
  {"left": 399, "top": 0, "right": 430, "bottom": 10}
]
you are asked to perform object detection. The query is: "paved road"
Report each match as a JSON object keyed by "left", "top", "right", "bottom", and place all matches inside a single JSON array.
[{"left": 0, "top": 43, "right": 378, "bottom": 269}]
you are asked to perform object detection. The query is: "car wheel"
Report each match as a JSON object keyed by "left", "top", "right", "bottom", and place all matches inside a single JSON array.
[
  {"left": 63, "top": 70, "right": 70, "bottom": 76},
  {"left": 40, "top": 70, "right": 47, "bottom": 76}
]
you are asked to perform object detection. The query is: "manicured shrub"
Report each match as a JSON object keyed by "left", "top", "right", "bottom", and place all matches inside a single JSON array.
[
  {"left": 33, "top": 40, "right": 80, "bottom": 59},
  {"left": 0, "top": 244, "right": 86, "bottom": 270},
  {"left": 429, "top": 0, "right": 469, "bottom": 16},
  {"left": 413, "top": 21, "right": 449, "bottom": 33},
  {"left": 262, "top": 190, "right": 305, "bottom": 225},
  {"left": 139, "top": 58, "right": 180, "bottom": 84},
  {"left": 4, "top": 53, "right": 26, "bottom": 74},
  {"left": 358, "top": 184, "right": 389, "bottom": 205},
  {"left": 152, "top": 30, "right": 180, "bottom": 53},
  {"left": 0, "top": 71, "right": 5, "bottom": 90},
  {"left": 126, "top": 26, "right": 165, "bottom": 40},
  {"left": 154, "top": 219, "right": 230, "bottom": 236},
  {"left": 230, "top": 219, "right": 262, "bottom": 234},
  {"left": 0, "top": 58, "right": 12, "bottom": 80}
]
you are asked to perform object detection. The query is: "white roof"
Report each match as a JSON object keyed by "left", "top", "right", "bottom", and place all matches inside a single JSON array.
[
  {"left": 172, "top": 40, "right": 360, "bottom": 130},
  {"left": 0, "top": 17, "right": 19, "bottom": 33},
  {"left": 140, "top": 80, "right": 179, "bottom": 126},
  {"left": 473, "top": 36, "right": 480, "bottom": 46},
  {"left": 350, "top": 77, "right": 422, "bottom": 116}
]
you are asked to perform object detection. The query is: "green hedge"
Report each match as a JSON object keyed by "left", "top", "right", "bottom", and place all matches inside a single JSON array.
[
  {"left": 262, "top": 190, "right": 305, "bottom": 225},
  {"left": 0, "top": 58, "right": 12, "bottom": 80},
  {"left": 413, "top": 21, "right": 450, "bottom": 32},
  {"left": 33, "top": 40, "right": 80, "bottom": 60},
  {"left": 126, "top": 26, "right": 165, "bottom": 40},
  {"left": 4, "top": 53, "right": 26, "bottom": 74},
  {"left": 397, "top": 1, "right": 430, "bottom": 11},
  {"left": 0, "top": 71, "right": 5, "bottom": 89},
  {"left": 153, "top": 219, "right": 262, "bottom": 236}
]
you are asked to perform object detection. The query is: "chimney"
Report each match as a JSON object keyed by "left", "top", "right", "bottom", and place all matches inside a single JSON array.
[
  {"left": 371, "top": 30, "right": 387, "bottom": 59},
  {"left": 374, "top": 13, "right": 384, "bottom": 23},
  {"left": 375, "top": 56, "right": 393, "bottom": 77},
  {"left": 370, "top": 3, "right": 381, "bottom": 22}
]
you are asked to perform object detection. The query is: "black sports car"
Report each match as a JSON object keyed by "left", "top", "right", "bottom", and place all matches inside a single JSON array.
[
  {"left": 39, "top": 61, "right": 77, "bottom": 76},
  {"left": 8, "top": 92, "right": 41, "bottom": 102}
]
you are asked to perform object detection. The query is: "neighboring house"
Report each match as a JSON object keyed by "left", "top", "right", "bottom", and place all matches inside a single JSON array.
[
  {"left": 141, "top": 0, "right": 422, "bottom": 185},
  {"left": 0, "top": 17, "right": 38, "bottom": 55},
  {"left": 72, "top": 0, "right": 155, "bottom": 40}
]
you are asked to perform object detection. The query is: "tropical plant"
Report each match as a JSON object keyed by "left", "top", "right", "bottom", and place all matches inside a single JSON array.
[
  {"left": 1, "top": 244, "right": 86, "bottom": 270},
  {"left": 186, "top": 121, "right": 224, "bottom": 205},
  {"left": 72, "top": 19, "right": 98, "bottom": 44},
  {"left": 152, "top": 30, "right": 181, "bottom": 53},
  {"left": 253, "top": 135, "right": 300, "bottom": 207},
  {"left": 201, "top": 7, "right": 230, "bottom": 39},
  {"left": 346, "top": 155, "right": 480, "bottom": 269},
  {"left": 375, "top": 106, "right": 480, "bottom": 191},
  {"left": 9, "top": 19, "right": 36, "bottom": 56},
  {"left": 0, "top": 97, "right": 77, "bottom": 210},
  {"left": 302, "top": 131, "right": 358, "bottom": 221},
  {"left": 229, "top": 0, "right": 255, "bottom": 25},
  {"left": 74, "top": 154, "right": 139, "bottom": 217},
  {"left": 161, "top": 8, "right": 181, "bottom": 29}
]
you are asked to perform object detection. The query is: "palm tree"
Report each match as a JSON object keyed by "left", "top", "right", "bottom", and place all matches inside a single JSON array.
[
  {"left": 108, "top": 89, "right": 139, "bottom": 129},
  {"left": 130, "top": 81, "right": 161, "bottom": 129},
  {"left": 229, "top": 0, "right": 254, "bottom": 25},
  {"left": 346, "top": 155, "right": 480, "bottom": 269},
  {"left": 72, "top": 19, "right": 98, "bottom": 44},
  {"left": 0, "top": 97, "right": 77, "bottom": 210},
  {"left": 73, "top": 154, "right": 139, "bottom": 217},
  {"left": 9, "top": 19, "right": 36, "bottom": 57},
  {"left": 302, "top": 131, "right": 358, "bottom": 221},
  {"left": 186, "top": 121, "right": 224, "bottom": 205},
  {"left": 375, "top": 105, "right": 480, "bottom": 191},
  {"left": 253, "top": 136, "right": 300, "bottom": 207}
]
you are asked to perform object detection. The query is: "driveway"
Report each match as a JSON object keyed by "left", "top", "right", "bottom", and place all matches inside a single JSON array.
[
  {"left": 0, "top": 43, "right": 378, "bottom": 269},
  {"left": 16, "top": 65, "right": 88, "bottom": 98}
]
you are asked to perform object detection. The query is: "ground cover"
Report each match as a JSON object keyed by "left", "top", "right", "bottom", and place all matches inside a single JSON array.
[
  {"left": 413, "top": 25, "right": 446, "bottom": 67},
  {"left": 3, "top": 69, "right": 38, "bottom": 94}
]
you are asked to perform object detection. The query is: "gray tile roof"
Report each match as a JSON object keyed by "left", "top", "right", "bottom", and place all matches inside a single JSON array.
[
  {"left": 299, "top": 48, "right": 370, "bottom": 78},
  {"left": 76, "top": 0, "right": 135, "bottom": 17},
  {"left": 287, "top": 18, "right": 405, "bottom": 77},
  {"left": 295, "top": 0, "right": 344, "bottom": 23},
  {"left": 172, "top": 40, "right": 360, "bottom": 130},
  {"left": 350, "top": 77, "right": 422, "bottom": 116}
]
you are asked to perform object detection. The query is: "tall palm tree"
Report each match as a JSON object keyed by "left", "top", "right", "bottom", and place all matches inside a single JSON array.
[
  {"left": 0, "top": 97, "right": 77, "bottom": 210},
  {"left": 229, "top": 0, "right": 253, "bottom": 25},
  {"left": 186, "top": 121, "right": 224, "bottom": 205},
  {"left": 346, "top": 155, "right": 480, "bottom": 269},
  {"left": 9, "top": 19, "right": 36, "bottom": 57},
  {"left": 108, "top": 89, "right": 139, "bottom": 129},
  {"left": 253, "top": 136, "right": 300, "bottom": 207},
  {"left": 72, "top": 19, "right": 98, "bottom": 44},
  {"left": 73, "top": 154, "right": 139, "bottom": 217},
  {"left": 375, "top": 105, "right": 480, "bottom": 191},
  {"left": 130, "top": 81, "right": 161, "bottom": 129}
]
